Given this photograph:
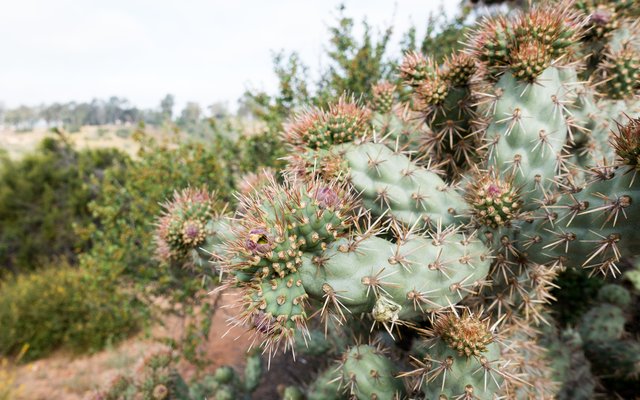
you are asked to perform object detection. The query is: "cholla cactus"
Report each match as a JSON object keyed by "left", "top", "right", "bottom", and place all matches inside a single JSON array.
[
  {"left": 155, "top": 187, "right": 230, "bottom": 269},
  {"left": 154, "top": 1, "right": 640, "bottom": 398},
  {"left": 92, "top": 351, "right": 263, "bottom": 400}
]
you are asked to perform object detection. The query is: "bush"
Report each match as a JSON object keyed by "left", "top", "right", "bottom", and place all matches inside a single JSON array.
[
  {"left": 79, "top": 131, "right": 234, "bottom": 291},
  {"left": 0, "top": 265, "right": 140, "bottom": 361},
  {"left": 0, "top": 137, "right": 128, "bottom": 276}
]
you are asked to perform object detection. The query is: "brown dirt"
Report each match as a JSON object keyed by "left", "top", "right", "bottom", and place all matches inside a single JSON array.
[{"left": 9, "top": 291, "right": 255, "bottom": 400}]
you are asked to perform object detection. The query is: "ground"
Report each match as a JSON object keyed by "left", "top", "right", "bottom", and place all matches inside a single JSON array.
[
  {"left": 5, "top": 290, "right": 325, "bottom": 400},
  {"left": 0, "top": 125, "right": 156, "bottom": 159}
]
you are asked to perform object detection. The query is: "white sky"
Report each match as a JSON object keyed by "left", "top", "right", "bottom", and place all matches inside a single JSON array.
[{"left": 0, "top": 0, "right": 459, "bottom": 111}]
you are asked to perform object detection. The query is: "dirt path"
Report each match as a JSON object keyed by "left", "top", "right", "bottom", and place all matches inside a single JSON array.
[{"left": 10, "top": 291, "right": 254, "bottom": 400}]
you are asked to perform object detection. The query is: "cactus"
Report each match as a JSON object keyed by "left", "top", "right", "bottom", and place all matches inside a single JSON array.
[
  {"left": 152, "top": 1, "right": 640, "bottom": 398},
  {"left": 337, "top": 344, "right": 404, "bottom": 400},
  {"left": 543, "top": 327, "right": 596, "bottom": 400},
  {"left": 155, "top": 187, "right": 229, "bottom": 269},
  {"left": 94, "top": 351, "right": 263, "bottom": 400},
  {"left": 401, "top": 312, "right": 508, "bottom": 399},
  {"left": 577, "top": 284, "right": 640, "bottom": 379}
]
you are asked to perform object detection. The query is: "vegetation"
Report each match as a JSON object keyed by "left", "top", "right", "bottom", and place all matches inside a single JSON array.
[
  {"left": 154, "top": 1, "right": 640, "bottom": 398},
  {"left": 0, "top": 264, "right": 140, "bottom": 361},
  {"left": 0, "top": 136, "right": 128, "bottom": 276},
  {"left": 5, "top": 1, "right": 640, "bottom": 399}
]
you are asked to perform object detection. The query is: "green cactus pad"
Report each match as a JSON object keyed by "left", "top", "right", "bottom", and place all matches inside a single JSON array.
[{"left": 338, "top": 345, "right": 404, "bottom": 400}]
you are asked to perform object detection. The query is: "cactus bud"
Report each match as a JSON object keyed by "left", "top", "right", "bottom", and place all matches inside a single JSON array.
[
  {"left": 612, "top": 116, "right": 640, "bottom": 172},
  {"left": 400, "top": 51, "right": 432, "bottom": 87},
  {"left": 371, "top": 81, "right": 396, "bottom": 113},
  {"left": 152, "top": 384, "right": 168, "bottom": 400},
  {"left": 466, "top": 170, "right": 521, "bottom": 228},
  {"left": 433, "top": 312, "right": 494, "bottom": 357}
]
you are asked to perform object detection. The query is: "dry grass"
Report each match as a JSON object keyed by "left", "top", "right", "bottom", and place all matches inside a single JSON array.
[{"left": 0, "top": 125, "right": 172, "bottom": 159}]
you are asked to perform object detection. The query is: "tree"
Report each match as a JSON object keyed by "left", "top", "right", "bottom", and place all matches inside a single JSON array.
[{"left": 160, "top": 94, "right": 175, "bottom": 120}]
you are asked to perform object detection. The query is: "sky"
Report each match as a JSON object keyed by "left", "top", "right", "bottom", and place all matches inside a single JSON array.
[{"left": 0, "top": 0, "right": 459, "bottom": 111}]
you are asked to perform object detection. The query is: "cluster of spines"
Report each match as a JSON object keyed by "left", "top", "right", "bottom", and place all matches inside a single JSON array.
[
  {"left": 611, "top": 115, "right": 640, "bottom": 174},
  {"left": 597, "top": 43, "right": 640, "bottom": 99},
  {"left": 465, "top": 168, "right": 522, "bottom": 229},
  {"left": 469, "top": 2, "right": 583, "bottom": 81},
  {"left": 155, "top": 187, "right": 219, "bottom": 262},
  {"left": 399, "top": 50, "right": 481, "bottom": 176},
  {"left": 370, "top": 81, "right": 396, "bottom": 114},
  {"left": 433, "top": 311, "right": 494, "bottom": 357},
  {"left": 283, "top": 96, "right": 370, "bottom": 150}
]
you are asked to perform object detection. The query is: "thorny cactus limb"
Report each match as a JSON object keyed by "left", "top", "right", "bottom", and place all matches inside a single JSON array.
[
  {"left": 400, "top": 50, "right": 482, "bottom": 177},
  {"left": 543, "top": 327, "right": 596, "bottom": 400},
  {"left": 155, "top": 187, "right": 228, "bottom": 268},
  {"left": 304, "top": 366, "right": 342, "bottom": 400},
  {"left": 299, "top": 232, "right": 491, "bottom": 324},
  {"left": 287, "top": 141, "right": 469, "bottom": 228},
  {"left": 571, "top": 283, "right": 640, "bottom": 390},
  {"left": 336, "top": 344, "right": 404, "bottom": 400},
  {"left": 474, "top": 66, "right": 572, "bottom": 206},
  {"left": 512, "top": 116, "right": 640, "bottom": 277},
  {"left": 339, "top": 142, "right": 468, "bottom": 227},
  {"left": 224, "top": 176, "right": 491, "bottom": 357},
  {"left": 401, "top": 312, "right": 522, "bottom": 399}
]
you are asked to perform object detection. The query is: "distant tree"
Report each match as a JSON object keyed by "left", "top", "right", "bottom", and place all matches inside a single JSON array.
[
  {"left": 177, "top": 102, "right": 203, "bottom": 134},
  {"left": 0, "top": 102, "right": 5, "bottom": 126},
  {"left": 239, "top": 51, "right": 310, "bottom": 128},
  {"left": 208, "top": 102, "right": 229, "bottom": 120},
  {"left": 5, "top": 106, "right": 38, "bottom": 132},
  {"left": 401, "top": 5, "right": 472, "bottom": 64},
  {"left": 315, "top": 4, "right": 394, "bottom": 105},
  {"left": 160, "top": 94, "right": 175, "bottom": 120},
  {"left": 40, "top": 103, "right": 64, "bottom": 127}
]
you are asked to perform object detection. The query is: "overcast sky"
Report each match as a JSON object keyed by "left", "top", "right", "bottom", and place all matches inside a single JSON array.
[{"left": 0, "top": 0, "right": 459, "bottom": 111}]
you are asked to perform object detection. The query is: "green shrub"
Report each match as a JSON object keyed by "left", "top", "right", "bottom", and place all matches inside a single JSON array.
[
  {"left": 79, "top": 131, "right": 234, "bottom": 292},
  {"left": 0, "top": 265, "right": 140, "bottom": 361},
  {"left": 0, "top": 137, "right": 128, "bottom": 276}
]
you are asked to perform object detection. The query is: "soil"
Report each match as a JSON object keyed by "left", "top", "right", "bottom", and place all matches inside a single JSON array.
[{"left": 6, "top": 290, "right": 316, "bottom": 400}]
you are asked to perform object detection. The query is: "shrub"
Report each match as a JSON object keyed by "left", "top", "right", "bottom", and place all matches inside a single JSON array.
[
  {"left": 0, "top": 137, "right": 128, "bottom": 276},
  {"left": 0, "top": 265, "right": 140, "bottom": 361},
  {"left": 79, "top": 131, "right": 234, "bottom": 290}
]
